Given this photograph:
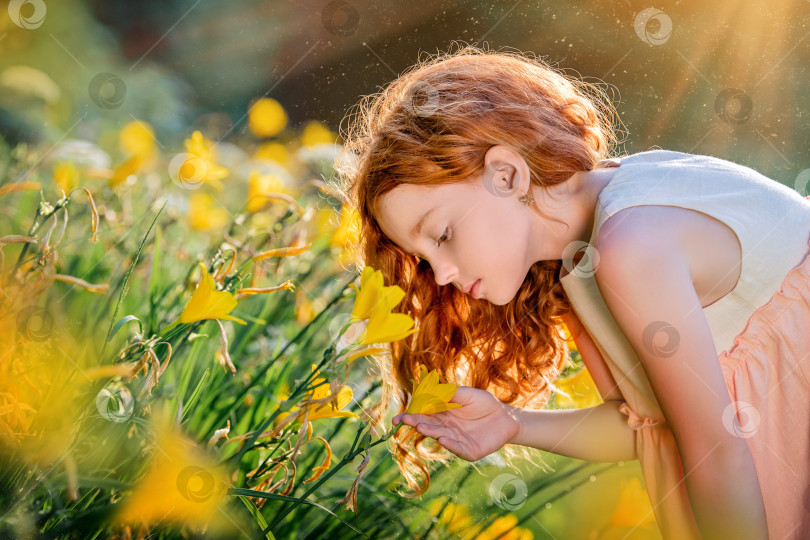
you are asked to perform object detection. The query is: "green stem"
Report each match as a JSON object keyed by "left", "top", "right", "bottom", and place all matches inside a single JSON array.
[{"left": 263, "top": 421, "right": 408, "bottom": 534}]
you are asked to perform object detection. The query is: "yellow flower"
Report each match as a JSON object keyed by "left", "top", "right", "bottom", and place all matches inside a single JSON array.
[
  {"left": 119, "top": 120, "right": 156, "bottom": 162},
  {"left": 170, "top": 263, "right": 246, "bottom": 329},
  {"left": 53, "top": 161, "right": 79, "bottom": 192},
  {"left": 114, "top": 419, "right": 233, "bottom": 534},
  {"left": 608, "top": 477, "right": 657, "bottom": 529},
  {"left": 348, "top": 266, "right": 400, "bottom": 322},
  {"left": 300, "top": 120, "right": 338, "bottom": 146},
  {"left": 108, "top": 154, "right": 142, "bottom": 188},
  {"left": 253, "top": 141, "right": 290, "bottom": 166},
  {"left": 360, "top": 305, "right": 418, "bottom": 344},
  {"left": 188, "top": 192, "right": 230, "bottom": 231},
  {"left": 347, "top": 266, "right": 417, "bottom": 345},
  {"left": 406, "top": 364, "right": 462, "bottom": 416},
  {"left": 245, "top": 169, "right": 294, "bottom": 212},
  {"left": 330, "top": 205, "right": 360, "bottom": 249},
  {"left": 248, "top": 97, "right": 287, "bottom": 138},
  {"left": 474, "top": 514, "right": 534, "bottom": 540},
  {"left": 275, "top": 364, "right": 359, "bottom": 427},
  {"left": 554, "top": 367, "right": 603, "bottom": 409},
  {"left": 429, "top": 499, "right": 476, "bottom": 537},
  {"left": 182, "top": 130, "right": 230, "bottom": 190}
]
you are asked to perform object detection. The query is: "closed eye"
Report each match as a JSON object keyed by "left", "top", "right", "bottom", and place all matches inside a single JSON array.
[
  {"left": 415, "top": 227, "right": 449, "bottom": 266},
  {"left": 437, "top": 227, "right": 449, "bottom": 247}
]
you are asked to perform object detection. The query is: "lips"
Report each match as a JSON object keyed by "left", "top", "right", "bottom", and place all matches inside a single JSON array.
[{"left": 468, "top": 279, "right": 480, "bottom": 296}]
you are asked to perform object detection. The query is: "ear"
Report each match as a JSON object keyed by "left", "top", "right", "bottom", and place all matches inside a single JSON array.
[{"left": 482, "top": 145, "right": 531, "bottom": 199}]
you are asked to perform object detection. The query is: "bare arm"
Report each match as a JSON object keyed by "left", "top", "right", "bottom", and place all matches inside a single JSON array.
[
  {"left": 594, "top": 207, "right": 768, "bottom": 540},
  {"left": 506, "top": 400, "right": 637, "bottom": 462}
]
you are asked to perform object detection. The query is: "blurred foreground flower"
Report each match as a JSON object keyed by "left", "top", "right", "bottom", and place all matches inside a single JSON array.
[
  {"left": 113, "top": 418, "right": 234, "bottom": 535},
  {"left": 406, "top": 364, "right": 462, "bottom": 416},
  {"left": 429, "top": 498, "right": 476, "bottom": 538},
  {"left": 607, "top": 477, "right": 657, "bottom": 530},
  {"left": 553, "top": 367, "right": 603, "bottom": 409},
  {"left": 474, "top": 514, "right": 534, "bottom": 540}
]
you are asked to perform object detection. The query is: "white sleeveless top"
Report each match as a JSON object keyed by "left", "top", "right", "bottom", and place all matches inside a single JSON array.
[{"left": 560, "top": 148, "right": 810, "bottom": 380}]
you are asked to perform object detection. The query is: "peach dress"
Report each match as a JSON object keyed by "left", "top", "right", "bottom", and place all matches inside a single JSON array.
[{"left": 559, "top": 150, "right": 810, "bottom": 539}]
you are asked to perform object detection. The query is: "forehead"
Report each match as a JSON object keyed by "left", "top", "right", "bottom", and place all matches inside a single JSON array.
[{"left": 376, "top": 181, "right": 475, "bottom": 245}]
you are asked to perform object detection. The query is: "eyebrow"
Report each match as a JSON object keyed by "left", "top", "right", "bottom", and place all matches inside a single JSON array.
[{"left": 409, "top": 207, "right": 436, "bottom": 240}]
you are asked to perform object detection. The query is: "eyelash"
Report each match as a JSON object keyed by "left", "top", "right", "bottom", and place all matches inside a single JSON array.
[
  {"left": 437, "top": 227, "right": 449, "bottom": 247},
  {"left": 416, "top": 227, "right": 449, "bottom": 265}
]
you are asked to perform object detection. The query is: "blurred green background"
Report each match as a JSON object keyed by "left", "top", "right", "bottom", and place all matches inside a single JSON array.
[{"left": 1, "top": 0, "right": 807, "bottom": 538}]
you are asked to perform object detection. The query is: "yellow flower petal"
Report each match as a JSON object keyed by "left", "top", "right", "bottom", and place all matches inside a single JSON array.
[{"left": 177, "top": 264, "right": 246, "bottom": 326}]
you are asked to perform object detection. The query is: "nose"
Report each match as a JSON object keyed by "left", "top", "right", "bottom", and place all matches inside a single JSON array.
[{"left": 429, "top": 257, "right": 459, "bottom": 289}]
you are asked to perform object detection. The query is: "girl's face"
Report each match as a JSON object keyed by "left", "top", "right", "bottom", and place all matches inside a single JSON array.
[{"left": 376, "top": 145, "right": 581, "bottom": 305}]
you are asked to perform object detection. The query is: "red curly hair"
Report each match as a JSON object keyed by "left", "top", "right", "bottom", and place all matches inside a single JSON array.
[{"left": 330, "top": 42, "right": 624, "bottom": 497}]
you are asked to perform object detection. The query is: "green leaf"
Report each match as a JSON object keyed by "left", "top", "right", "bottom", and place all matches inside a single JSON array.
[
  {"left": 107, "top": 315, "right": 141, "bottom": 341},
  {"left": 181, "top": 367, "right": 210, "bottom": 421},
  {"left": 99, "top": 201, "right": 166, "bottom": 361},
  {"left": 236, "top": 495, "right": 275, "bottom": 540}
]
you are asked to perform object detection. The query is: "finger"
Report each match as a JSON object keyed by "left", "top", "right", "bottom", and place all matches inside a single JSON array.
[
  {"left": 436, "top": 436, "right": 469, "bottom": 459},
  {"left": 448, "top": 386, "right": 475, "bottom": 405}
]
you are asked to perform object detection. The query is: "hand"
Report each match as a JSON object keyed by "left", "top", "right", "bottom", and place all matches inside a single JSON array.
[{"left": 392, "top": 386, "right": 521, "bottom": 462}]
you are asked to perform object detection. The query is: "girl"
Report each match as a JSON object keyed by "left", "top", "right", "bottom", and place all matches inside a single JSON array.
[{"left": 332, "top": 44, "right": 810, "bottom": 539}]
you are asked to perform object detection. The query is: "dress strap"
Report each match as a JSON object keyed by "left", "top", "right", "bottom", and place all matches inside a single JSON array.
[{"left": 619, "top": 401, "right": 665, "bottom": 430}]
